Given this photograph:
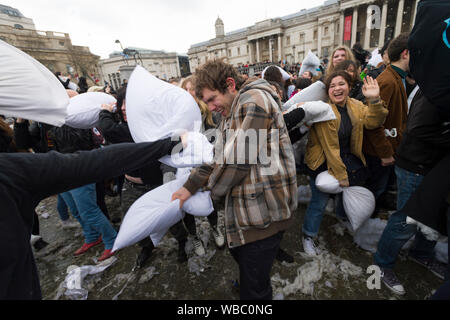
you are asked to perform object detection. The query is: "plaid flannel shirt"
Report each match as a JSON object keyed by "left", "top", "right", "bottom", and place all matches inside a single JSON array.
[{"left": 184, "top": 79, "right": 297, "bottom": 248}]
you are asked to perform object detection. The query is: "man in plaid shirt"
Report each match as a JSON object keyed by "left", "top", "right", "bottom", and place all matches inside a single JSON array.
[{"left": 172, "top": 60, "right": 297, "bottom": 299}]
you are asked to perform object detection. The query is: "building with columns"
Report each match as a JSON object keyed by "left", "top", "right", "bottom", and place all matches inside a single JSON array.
[
  {"left": 188, "top": 0, "right": 419, "bottom": 71},
  {"left": 0, "top": 4, "right": 100, "bottom": 85}
]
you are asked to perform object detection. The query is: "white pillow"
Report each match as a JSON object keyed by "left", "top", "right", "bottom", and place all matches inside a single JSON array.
[
  {"left": 65, "top": 92, "right": 116, "bottom": 129},
  {"left": 0, "top": 39, "right": 68, "bottom": 126},
  {"left": 315, "top": 171, "right": 343, "bottom": 194},
  {"left": 368, "top": 48, "right": 383, "bottom": 67},
  {"left": 283, "top": 81, "right": 328, "bottom": 110},
  {"left": 299, "top": 50, "right": 321, "bottom": 76},
  {"left": 286, "top": 100, "right": 336, "bottom": 126},
  {"left": 343, "top": 186, "right": 375, "bottom": 231},
  {"left": 112, "top": 173, "right": 213, "bottom": 251},
  {"left": 159, "top": 131, "right": 214, "bottom": 168},
  {"left": 261, "top": 65, "right": 291, "bottom": 81},
  {"left": 126, "top": 65, "right": 201, "bottom": 143}
]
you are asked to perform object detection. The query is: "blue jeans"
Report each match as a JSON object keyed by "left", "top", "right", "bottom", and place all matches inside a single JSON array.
[
  {"left": 57, "top": 194, "right": 69, "bottom": 221},
  {"left": 374, "top": 166, "right": 436, "bottom": 268},
  {"left": 302, "top": 178, "right": 346, "bottom": 238},
  {"left": 60, "top": 184, "right": 117, "bottom": 249}
]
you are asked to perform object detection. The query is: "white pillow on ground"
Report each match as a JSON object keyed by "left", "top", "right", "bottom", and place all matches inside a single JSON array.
[
  {"left": 65, "top": 92, "right": 116, "bottom": 129},
  {"left": 342, "top": 186, "right": 375, "bottom": 231},
  {"left": 112, "top": 173, "right": 213, "bottom": 251},
  {"left": 126, "top": 65, "right": 201, "bottom": 143},
  {"left": 299, "top": 50, "right": 321, "bottom": 76},
  {"left": 0, "top": 39, "right": 68, "bottom": 126},
  {"left": 315, "top": 171, "right": 343, "bottom": 194},
  {"left": 283, "top": 81, "right": 327, "bottom": 110}
]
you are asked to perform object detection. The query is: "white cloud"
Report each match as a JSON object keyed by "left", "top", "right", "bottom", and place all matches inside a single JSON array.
[{"left": 3, "top": 0, "right": 327, "bottom": 58}]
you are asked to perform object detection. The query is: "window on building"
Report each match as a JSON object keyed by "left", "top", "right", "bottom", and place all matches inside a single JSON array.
[
  {"left": 237, "top": 47, "right": 240, "bottom": 56},
  {"left": 314, "top": 30, "right": 318, "bottom": 40},
  {"left": 324, "top": 26, "right": 329, "bottom": 35},
  {"left": 14, "top": 24, "right": 24, "bottom": 30},
  {"left": 247, "top": 45, "right": 249, "bottom": 53},
  {"left": 286, "top": 36, "right": 290, "bottom": 46},
  {"left": 59, "top": 41, "right": 65, "bottom": 46},
  {"left": 299, "top": 33, "right": 305, "bottom": 43}
]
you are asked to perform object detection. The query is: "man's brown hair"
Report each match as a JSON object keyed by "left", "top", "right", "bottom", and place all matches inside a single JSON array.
[
  {"left": 194, "top": 59, "right": 245, "bottom": 99},
  {"left": 387, "top": 33, "right": 410, "bottom": 63}
]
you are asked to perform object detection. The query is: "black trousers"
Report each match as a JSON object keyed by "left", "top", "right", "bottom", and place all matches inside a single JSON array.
[{"left": 229, "top": 231, "right": 283, "bottom": 300}]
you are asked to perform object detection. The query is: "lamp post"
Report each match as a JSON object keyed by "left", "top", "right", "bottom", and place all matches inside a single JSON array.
[
  {"left": 115, "top": 39, "right": 128, "bottom": 65},
  {"left": 292, "top": 45, "right": 296, "bottom": 64}
]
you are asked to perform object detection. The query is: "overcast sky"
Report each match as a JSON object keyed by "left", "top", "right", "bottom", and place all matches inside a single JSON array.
[{"left": 5, "top": 0, "right": 327, "bottom": 59}]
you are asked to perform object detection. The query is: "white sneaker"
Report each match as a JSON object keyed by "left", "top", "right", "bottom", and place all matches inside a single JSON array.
[
  {"left": 212, "top": 227, "right": 225, "bottom": 248},
  {"left": 302, "top": 236, "right": 320, "bottom": 256},
  {"left": 61, "top": 219, "right": 79, "bottom": 229},
  {"left": 193, "top": 237, "right": 205, "bottom": 256}
]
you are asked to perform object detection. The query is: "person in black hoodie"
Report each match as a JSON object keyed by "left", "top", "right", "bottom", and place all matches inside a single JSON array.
[
  {"left": 373, "top": 89, "right": 449, "bottom": 296},
  {"left": 0, "top": 137, "right": 182, "bottom": 300}
]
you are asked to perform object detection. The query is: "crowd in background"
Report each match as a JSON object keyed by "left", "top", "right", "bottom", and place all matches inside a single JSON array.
[{"left": 1, "top": 11, "right": 449, "bottom": 300}]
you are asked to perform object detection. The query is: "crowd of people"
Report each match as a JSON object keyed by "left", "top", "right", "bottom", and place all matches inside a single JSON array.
[{"left": 1, "top": 2, "right": 449, "bottom": 300}]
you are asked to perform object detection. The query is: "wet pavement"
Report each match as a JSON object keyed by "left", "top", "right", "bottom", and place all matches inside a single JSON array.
[{"left": 33, "top": 182, "right": 446, "bottom": 300}]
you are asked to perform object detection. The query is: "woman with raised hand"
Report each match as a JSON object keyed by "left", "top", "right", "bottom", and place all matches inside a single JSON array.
[{"left": 301, "top": 70, "right": 388, "bottom": 256}]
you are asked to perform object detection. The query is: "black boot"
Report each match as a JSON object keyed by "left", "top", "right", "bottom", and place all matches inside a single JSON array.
[
  {"left": 136, "top": 244, "right": 154, "bottom": 268},
  {"left": 177, "top": 240, "right": 187, "bottom": 263},
  {"left": 33, "top": 237, "right": 48, "bottom": 251},
  {"left": 276, "top": 247, "right": 294, "bottom": 263}
]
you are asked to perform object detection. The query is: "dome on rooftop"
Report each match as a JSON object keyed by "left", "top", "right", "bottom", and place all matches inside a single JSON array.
[{"left": 215, "top": 16, "right": 224, "bottom": 26}]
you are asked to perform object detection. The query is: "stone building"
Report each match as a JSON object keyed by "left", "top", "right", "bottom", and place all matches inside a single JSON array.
[
  {"left": 188, "top": 0, "right": 419, "bottom": 71},
  {"left": 98, "top": 47, "right": 190, "bottom": 91},
  {"left": 0, "top": 4, "right": 100, "bottom": 85}
]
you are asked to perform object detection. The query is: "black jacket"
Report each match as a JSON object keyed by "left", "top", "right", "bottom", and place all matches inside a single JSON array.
[
  {"left": 409, "top": 0, "right": 450, "bottom": 116},
  {"left": 97, "top": 110, "right": 162, "bottom": 186},
  {"left": 98, "top": 110, "right": 133, "bottom": 144},
  {"left": 14, "top": 121, "right": 55, "bottom": 153},
  {"left": 0, "top": 139, "right": 177, "bottom": 299},
  {"left": 395, "top": 89, "right": 450, "bottom": 176}
]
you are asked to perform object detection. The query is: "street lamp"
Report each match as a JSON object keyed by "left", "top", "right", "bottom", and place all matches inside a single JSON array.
[
  {"left": 115, "top": 39, "right": 124, "bottom": 50},
  {"left": 115, "top": 39, "right": 128, "bottom": 65}
]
